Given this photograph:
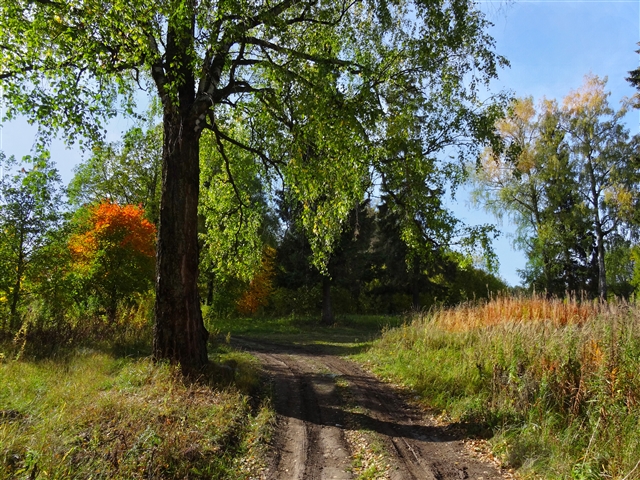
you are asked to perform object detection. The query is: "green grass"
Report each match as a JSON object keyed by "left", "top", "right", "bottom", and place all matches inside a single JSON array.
[
  {"left": 357, "top": 298, "right": 640, "bottom": 479},
  {"left": 207, "top": 315, "right": 405, "bottom": 343},
  {"left": 207, "top": 312, "right": 404, "bottom": 354},
  {"left": 0, "top": 347, "right": 273, "bottom": 479},
  {"left": 0, "top": 310, "right": 401, "bottom": 479}
]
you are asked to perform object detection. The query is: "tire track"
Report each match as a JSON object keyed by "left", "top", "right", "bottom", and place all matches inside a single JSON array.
[
  {"left": 319, "top": 354, "right": 492, "bottom": 479},
  {"left": 236, "top": 339, "right": 505, "bottom": 480},
  {"left": 253, "top": 350, "right": 353, "bottom": 479}
]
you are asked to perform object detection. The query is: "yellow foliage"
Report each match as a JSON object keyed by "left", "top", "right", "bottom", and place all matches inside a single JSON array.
[
  {"left": 496, "top": 96, "right": 535, "bottom": 139},
  {"left": 562, "top": 73, "right": 608, "bottom": 116}
]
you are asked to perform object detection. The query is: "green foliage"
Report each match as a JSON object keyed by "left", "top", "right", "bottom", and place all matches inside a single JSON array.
[
  {"left": 0, "top": 150, "right": 63, "bottom": 331},
  {"left": 606, "top": 238, "right": 635, "bottom": 298},
  {"left": 68, "top": 123, "right": 163, "bottom": 225},
  {"left": 198, "top": 128, "right": 276, "bottom": 288},
  {"left": 0, "top": 0, "right": 507, "bottom": 271}
]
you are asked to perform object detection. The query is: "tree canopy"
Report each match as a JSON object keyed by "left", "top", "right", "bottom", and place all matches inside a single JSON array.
[
  {"left": 0, "top": 0, "right": 507, "bottom": 372},
  {"left": 475, "top": 75, "right": 638, "bottom": 298}
]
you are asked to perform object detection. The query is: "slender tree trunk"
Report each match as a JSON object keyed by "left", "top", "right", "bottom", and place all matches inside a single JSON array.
[
  {"left": 10, "top": 276, "right": 22, "bottom": 330},
  {"left": 595, "top": 222, "right": 607, "bottom": 300},
  {"left": 206, "top": 275, "right": 214, "bottom": 306},
  {"left": 106, "top": 286, "right": 119, "bottom": 326},
  {"left": 411, "top": 262, "right": 421, "bottom": 310},
  {"left": 9, "top": 235, "right": 25, "bottom": 330},
  {"left": 587, "top": 159, "right": 607, "bottom": 300},
  {"left": 411, "top": 285, "right": 420, "bottom": 310},
  {"left": 321, "top": 275, "right": 334, "bottom": 325}
]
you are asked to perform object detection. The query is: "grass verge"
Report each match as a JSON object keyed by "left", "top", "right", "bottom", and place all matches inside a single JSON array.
[
  {"left": 357, "top": 296, "right": 640, "bottom": 479},
  {"left": 0, "top": 346, "right": 273, "bottom": 479},
  {"left": 207, "top": 312, "right": 404, "bottom": 354}
]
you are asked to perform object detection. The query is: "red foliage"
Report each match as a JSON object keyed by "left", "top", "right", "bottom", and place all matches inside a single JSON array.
[{"left": 69, "top": 201, "right": 156, "bottom": 264}]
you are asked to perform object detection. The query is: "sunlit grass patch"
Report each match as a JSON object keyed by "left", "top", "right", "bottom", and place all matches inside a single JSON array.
[
  {"left": 359, "top": 295, "right": 640, "bottom": 479},
  {"left": 0, "top": 350, "right": 274, "bottom": 479},
  {"left": 208, "top": 312, "right": 403, "bottom": 352}
]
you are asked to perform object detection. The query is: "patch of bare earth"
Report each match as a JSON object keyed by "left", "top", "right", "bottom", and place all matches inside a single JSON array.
[{"left": 235, "top": 339, "right": 509, "bottom": 480}]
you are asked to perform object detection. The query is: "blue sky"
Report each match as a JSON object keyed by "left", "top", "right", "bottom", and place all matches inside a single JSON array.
[
  {"left": 1, "top": 0, "right": 639, "bottom": 286},
  {"left": 451, "top": 0, "right": 640, "bottom": 285}
]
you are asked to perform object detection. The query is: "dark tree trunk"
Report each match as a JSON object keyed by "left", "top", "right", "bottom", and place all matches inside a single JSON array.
[
  {"left": 411, "top": 262, "right": 421, "bottom": 310},
  {"left": 153, "top": 111, "right": 208, "bottom": 374},
  {"left": 206, "top": 275, "right": 214, "bottom": 306},
  {"left": 10, "top": 235, "right": 25, "bottom": 330},
  {"left": 152, "top": 11, "right": 209, "bottom": 375},
  {"left": 321, "top": 275, "right": 334, "bottom": 325},
  {"left": 411, "top": 284, "right": 420, "bottom": 310}
]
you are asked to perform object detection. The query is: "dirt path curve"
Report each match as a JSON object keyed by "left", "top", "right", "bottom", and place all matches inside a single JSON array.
[{"left": 234, "top": 338, "right": 507, "bottom": 480}]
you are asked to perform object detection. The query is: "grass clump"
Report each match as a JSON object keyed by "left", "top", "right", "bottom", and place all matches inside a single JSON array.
[
  {"left": 359, "top": 295, "right": 640, "bottom": 479},
  {"left": 0, "top": 349, "right": 274, "bottom": 479}
]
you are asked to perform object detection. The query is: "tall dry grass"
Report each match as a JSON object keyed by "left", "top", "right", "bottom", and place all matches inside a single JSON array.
[
  {"left": 429, "top": 293, "right": 617, "bottom": 330},
  {"left": 362, "top": 294, "right": 640, "bottom": 479}
]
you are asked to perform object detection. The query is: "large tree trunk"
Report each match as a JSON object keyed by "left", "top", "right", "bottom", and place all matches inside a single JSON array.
[
  {"left": 153, "top": 111, "right": 208, "bottom": 374},
  {"left": 152, "top": 10, "right": 209, "bottom": 375}
]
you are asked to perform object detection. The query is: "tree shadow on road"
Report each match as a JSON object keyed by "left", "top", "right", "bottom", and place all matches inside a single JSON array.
[{"left": 238, "top": 337, "right": 493, "bottom": 445}]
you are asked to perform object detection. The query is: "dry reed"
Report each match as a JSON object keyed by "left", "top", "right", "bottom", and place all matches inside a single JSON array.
[{"left": 418, "top": 292, "right": 634, "bottom": 331}]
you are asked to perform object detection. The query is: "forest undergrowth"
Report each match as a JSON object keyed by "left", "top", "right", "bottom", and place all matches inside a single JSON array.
[
  {"left": 360, "top": 295, "right": 640, "bottom": 479},
  {"left": 0, "top": 326, "right": 273, "bottom": 479}
]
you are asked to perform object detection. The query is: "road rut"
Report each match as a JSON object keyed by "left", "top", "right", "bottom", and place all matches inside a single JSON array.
[{"left": 236, "top": 339, "right": 506, "bottom": 480}]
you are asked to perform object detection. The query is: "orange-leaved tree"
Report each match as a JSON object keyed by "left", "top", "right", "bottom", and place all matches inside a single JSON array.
[
  {"left": 236, "top": 246, "right": 276, "bottom": 316},
  {"left": 69, "top": 201, "right": 156, "bottom": 322}
]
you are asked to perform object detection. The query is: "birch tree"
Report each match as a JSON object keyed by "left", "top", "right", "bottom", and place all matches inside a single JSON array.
[{"left": 0, "top": 0, "right": 505, "bottom": 372}]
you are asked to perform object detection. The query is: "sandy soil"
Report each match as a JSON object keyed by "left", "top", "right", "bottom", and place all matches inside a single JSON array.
[{"left": 234, "top": 339, "right": 508, "bottom": 480}]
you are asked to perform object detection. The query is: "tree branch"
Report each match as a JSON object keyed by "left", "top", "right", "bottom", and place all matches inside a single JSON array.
[
  {"left": 242, "top": 36, "right": 362, "bottom": 72},
  {"left": 211, "top": 121, "right": 249, "bottom": 210},
  {"left": 209, "top": 119, "right": 284, "bottom": 174}
]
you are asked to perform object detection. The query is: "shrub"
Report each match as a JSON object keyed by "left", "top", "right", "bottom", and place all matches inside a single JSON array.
[{"left": 69, "top": 201, "right": 156, "bottom": 322}]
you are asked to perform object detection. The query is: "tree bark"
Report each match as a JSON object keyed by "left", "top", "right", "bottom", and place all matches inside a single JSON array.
[
  {"left": 153, "top": 111, "right": 209, "bottom": 374},
  {"left": 321, "top": 275, "right": 334, "bottom": 325},
  {"left": 152, "top": 9, "right": 209, "bottom": 375}
]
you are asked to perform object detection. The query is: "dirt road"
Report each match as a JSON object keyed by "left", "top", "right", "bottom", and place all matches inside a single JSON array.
[{"left": 235, "top": 339, "right": 507, "bottom": 480}]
